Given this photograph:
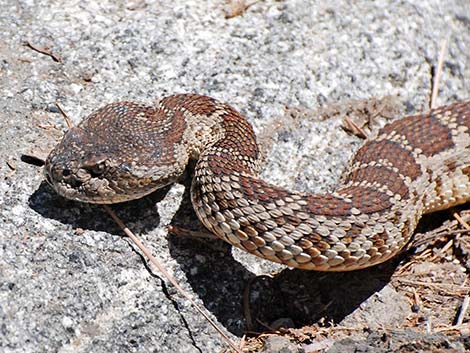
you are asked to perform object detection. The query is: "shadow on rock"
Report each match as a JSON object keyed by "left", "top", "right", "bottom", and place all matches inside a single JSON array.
[
  {"left": 244, "top": 260, "right": 399, "bottom": 331},
  {"left": 167, "top": 182, "right": 399, "bottom": 336},
  {"left": 29, "top": 181, "right": 169, "bottom": 234},
  {"left": 31, "top": 180, "right": 400, "bottom": 337},
  {"left": 167, "top": 179, "right": 257, "bottom": 336}
]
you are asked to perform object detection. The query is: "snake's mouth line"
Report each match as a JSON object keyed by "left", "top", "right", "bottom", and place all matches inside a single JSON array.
[
  {"left": 44, "top": 170, "right": 114, "bottom": 204},
  {"left": 47, "top": 176, "right": 161, "bottom": 205}
]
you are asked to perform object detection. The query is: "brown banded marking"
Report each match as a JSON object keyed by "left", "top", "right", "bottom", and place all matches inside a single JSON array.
[
  {"left": 351, "top": 139, "right": 423, "bottom": 181},
  {"left": 380, "top": 112, "right": 455, "bottom": 156},
  {"left": 345, "top": 164, "right": 410, "bottom": 201},
  {"left": 45, "top": 96, "right": 470, "bottom": 271}
]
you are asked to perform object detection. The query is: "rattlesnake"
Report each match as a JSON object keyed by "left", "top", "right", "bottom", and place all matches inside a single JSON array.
[{"left": 44, "top": 94, "right": 470, "bottom": 271}]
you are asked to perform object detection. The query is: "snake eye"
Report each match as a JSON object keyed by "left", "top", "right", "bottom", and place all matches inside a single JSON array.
[
  {"left": 82, "top": 153, "right": 108, "bottom": 178},
  {"left": 87, "top": 163, "right": 106, "bottom": 178}
]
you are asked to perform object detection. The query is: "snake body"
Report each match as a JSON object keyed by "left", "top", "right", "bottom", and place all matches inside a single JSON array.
[{"left": 45, "top": 94, "right": 470, "bottom": 271}]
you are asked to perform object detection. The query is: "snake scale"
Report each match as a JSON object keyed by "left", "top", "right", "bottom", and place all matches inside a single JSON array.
[{"left": 45, "top": 94, "right": 470, "bottom": 271}]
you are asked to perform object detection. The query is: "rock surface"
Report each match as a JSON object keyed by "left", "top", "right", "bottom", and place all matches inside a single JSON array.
[{"left": 1, "top": 1, "right": 469, "bottom": 352}]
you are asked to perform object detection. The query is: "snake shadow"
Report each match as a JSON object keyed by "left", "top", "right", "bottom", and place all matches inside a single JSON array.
[
  {"left": 29, "top": 181, "right": 169, "bottom": 234},
  {"left": 167, "top": 181, "right": 401, "bottom": 336},
  {"left": 30, "top": 180, "right": 400, "bottom": 337}
]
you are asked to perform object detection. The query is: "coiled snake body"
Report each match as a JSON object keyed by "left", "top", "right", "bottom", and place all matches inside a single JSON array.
[{"left": 45, "top": 94, "right": 470, "bottom": 271}]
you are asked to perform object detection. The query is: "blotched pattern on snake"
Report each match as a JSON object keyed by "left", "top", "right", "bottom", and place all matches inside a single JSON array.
[{"left": 45, "top": 94, "right": 470, "bottom": 271}]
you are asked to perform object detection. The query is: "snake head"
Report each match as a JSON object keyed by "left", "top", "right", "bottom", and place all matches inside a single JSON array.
[
  {"left": 44, "top": 102, "right": 190, "bottom": 204},
  {"left": 44, "top": 127, "right": 119, "bottom": 203}
]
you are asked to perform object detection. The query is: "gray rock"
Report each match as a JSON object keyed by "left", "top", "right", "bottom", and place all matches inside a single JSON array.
[
  {"left": 341, "top": 286, "right": 410, "bottom": 330},
  {"left": 1, "top": 1, "right": 469, "bottom": 352},
  {"left": 261, "top": 335, "right": 301, "bottom": 353},
  {"left": 326, "top": 330, "right": 469, "bottom": 353}
]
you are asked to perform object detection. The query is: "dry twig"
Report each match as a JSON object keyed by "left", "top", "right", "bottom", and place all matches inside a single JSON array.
[
  {"left": 433, "top": 322, "right": 470, "bottom": 333},
  {"left": 225, "top": 0, "right": 260, "bottom": 19},
  {"left": 243, "top": 275, "right": 273, "bottom": 331},
  {"left": 103, "top": 205, "right": 243, "bottom": 353},
  {"left": 24, "top": 41, "right": 61, "bottom": 62},
  {"left": 430, "top": 37, "right": 449, "bottom": 109},
  {"left": 453, "top": 212, "right": 470, "bottom": 230},
  {"left": 455, "top": 295, "right": 470, "bottom": 326},
  {"left": 55, "top": 103, "right": 73, "bottom": 129},
  {"left": 342, "top": 115, "right": 369, "bottom": 139},
  {"left": 396, "top": 278, "right": 470, "bottom": 296}
]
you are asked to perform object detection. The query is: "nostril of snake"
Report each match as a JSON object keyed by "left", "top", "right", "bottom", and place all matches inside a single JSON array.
[
  {"left": 59, "top": 168, "right": 83, "bottom": 187},
  {"left": 69, "top": 179, "right": 83, "bottom": 188}
]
